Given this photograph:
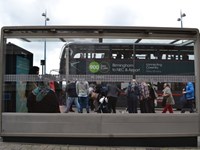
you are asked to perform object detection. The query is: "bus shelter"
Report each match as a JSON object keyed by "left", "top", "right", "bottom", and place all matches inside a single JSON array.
[{"left": 0, "top": 26, "right": 200, "bottom": 147}]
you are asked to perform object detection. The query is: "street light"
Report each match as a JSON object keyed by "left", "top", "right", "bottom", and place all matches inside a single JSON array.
[
  {"left": 177, "top": 10, "right": 186, "bottom": 28},
  {"left": 41, "top": 10, "right": 50, "bottom": 75}
]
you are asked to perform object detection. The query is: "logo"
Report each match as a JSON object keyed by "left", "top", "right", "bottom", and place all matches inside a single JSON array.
[
  {"left": 100, "top": 62, "right": 110, "bottom": 73},
  {"left": 89, "top": 61, "right": 100, "bottom": 73}
]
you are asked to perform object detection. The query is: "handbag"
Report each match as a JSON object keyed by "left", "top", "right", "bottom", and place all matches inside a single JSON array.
[{"left": 91, "top": 92, "right": 98, "bottom": 100}]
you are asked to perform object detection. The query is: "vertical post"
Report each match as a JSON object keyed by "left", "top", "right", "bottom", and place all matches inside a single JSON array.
[
  {"left": 177, "top": 10, "right": 186, "bottom": 28},
  {"left": 42, "top": 10, "right": 49, "bottom": 75},
  {"left": 44, "top": 39, "right": 46, "bottom": 74},
  {"left": 180, "top": 10, "right": 183, "bottom": 28},
  {"left": 132, "top": 44, "right": 135, "bottom": 79},
  {"left": 194, "top": 32, "right": 200, "bottom": 113},
  {"left": 0, "top": 29, "right": 7, "bottom": 134},
  {"left": 65, "top": 47, "right": 69, "bottom": 84}
]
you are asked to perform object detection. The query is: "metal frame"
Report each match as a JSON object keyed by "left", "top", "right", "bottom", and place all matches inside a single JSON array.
[
  {"left": 2, "top": 25, "right": 198, "bottom": 40},
  {"left": 0, "top": 26, "right": 200, "bottom": 144}
]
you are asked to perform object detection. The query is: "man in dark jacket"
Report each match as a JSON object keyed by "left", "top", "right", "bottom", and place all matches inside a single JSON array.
[
  {"left": 64, "top": 80, "right": 80, "bottom": 113},
  {"left": 106, "top": 82, "right": 121, "bottom": 113}
]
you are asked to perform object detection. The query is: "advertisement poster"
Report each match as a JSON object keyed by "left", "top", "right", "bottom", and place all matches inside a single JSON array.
[
  {"left": 16, "top": 56, "right": 30, "bottom": 112},
  {"left": 69, "top": 59, "right": 194, "bottom": 75}
]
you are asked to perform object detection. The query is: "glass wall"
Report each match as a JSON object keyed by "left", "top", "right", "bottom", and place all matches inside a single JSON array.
[{"left": 1, "top": 26, "right": 197, "bottom": 114}]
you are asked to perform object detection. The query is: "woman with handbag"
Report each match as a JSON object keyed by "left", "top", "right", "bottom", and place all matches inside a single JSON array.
[{"left": 162, "top": 83, "right": 175, "bottom": 113}]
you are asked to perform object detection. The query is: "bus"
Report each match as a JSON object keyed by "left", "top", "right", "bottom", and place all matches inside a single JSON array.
[
  {"left": 1, "top": 26, "right": 199, "bottom": 146},
  {"left": 59, "top": 42, "right": 194, "bottom": 109}
]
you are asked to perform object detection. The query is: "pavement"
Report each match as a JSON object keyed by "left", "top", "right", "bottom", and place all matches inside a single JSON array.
[
  {"left": 59, "top": 105, "right": 192, "bottom": 114},
  {"left": 0, "top": 141, "right": 200, "bottom": 150},
  {"left": 0, "top": 136, "right": 200, "bottom": 150}
]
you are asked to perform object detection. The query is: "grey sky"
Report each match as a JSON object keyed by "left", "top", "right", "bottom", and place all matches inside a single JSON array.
[
  {"left": 1, "top": 0, "right": 199, "bottom": 28},
  {"left": 0, "top": 0, "right": 199, "bottom": 73}
]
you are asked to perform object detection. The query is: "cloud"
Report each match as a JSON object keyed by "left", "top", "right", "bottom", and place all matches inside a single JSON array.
[
  {"left": 1, "top": 0, "right": 200, "bottom": 74},
  {"left": 102, "top": 4, "right": 136, "bottom": 26},
  {"left": 1, "top": 0, "right": 200, "bottom": 28}
]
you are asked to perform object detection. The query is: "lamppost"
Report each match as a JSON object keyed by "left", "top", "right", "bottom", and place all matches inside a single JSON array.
[
  {"left": 41, "top": 10, "right": 50, "bottom": 75},
  {"left": 177, "top": 10, "right": 186, "bottom": 28}
]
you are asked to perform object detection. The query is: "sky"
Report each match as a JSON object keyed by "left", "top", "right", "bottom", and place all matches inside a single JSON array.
[{"left": 0, "top": 0, "right": 199, "bottom": 74}]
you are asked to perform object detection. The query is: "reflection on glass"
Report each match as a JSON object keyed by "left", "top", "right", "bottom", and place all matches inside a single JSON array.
[{"left": 3, "top": 33, "right": 195, "bottom": 113}]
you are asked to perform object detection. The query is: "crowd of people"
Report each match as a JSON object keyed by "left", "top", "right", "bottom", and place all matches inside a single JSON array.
[{"left": 25, "top": 66, "right": 195, "bottom": 114}]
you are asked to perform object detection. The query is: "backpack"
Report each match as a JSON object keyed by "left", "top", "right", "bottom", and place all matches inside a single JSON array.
[
  {"left": 128, "top": 83, "right": 140, "bottom": 96},
  {"left": 98, "top": 96, "right": 109, "bottom": 113},
  {"left": 100, "top": 86, "right": 108, "bottom": 96}
]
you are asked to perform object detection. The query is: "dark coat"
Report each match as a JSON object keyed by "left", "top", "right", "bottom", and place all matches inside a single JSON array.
[
  {"left": 66, "top": 82, "right": 78, "bottom": 97},
  {"left": 27, "top": 90, "right": 60, "bottom": 113}
]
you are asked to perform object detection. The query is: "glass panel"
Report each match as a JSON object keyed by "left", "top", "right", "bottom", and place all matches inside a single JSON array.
[{"left": 2, "top": 28, "right": 196, "bottom": 114}]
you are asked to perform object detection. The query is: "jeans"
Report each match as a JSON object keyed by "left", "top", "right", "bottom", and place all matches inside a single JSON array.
[
  {"left": 65, "top": 97, "right": 80, "bottom": 113},
  {"left": 78, "top": 96, "right": 89, "bottom": 113},
  {"left": 181, "top": 99, "right": 195, "bottom": 113}
]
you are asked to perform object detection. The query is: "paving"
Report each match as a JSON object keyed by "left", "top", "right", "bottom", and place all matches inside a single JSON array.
[
  {"left": 0, "top": 137, "right": 200, "bottom": 150},
  {"left": 0, "top": 134, "right": 200, "bottom": 150},
  {"left": 0, "top": 141, "right": 200, "bottom": 150}
]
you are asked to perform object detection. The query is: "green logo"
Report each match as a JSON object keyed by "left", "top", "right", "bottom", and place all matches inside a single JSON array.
[{"left": 89, "top": 61, "right": 100, "bottom": 73}]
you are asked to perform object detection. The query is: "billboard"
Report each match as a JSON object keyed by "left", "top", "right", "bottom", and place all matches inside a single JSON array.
[{"left": 69, "top": 59, "right": 194, "bottom": 75}]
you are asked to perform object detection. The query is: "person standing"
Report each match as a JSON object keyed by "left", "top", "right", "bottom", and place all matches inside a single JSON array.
[
  {"left": 148, "top": 83, "right": 157, "bottom": 113},
  {"left": 162, "top": 83, "right": 175, "bottom": 113},
  {"left": 181, "top": 82, "right": 195, "bottom": 113},
  {"left": 64, "top": 80, "right": 80, "bottom": 113},
  {"left": 126, "top": 79, "right": 140, "bottom": 113},
  {"left": 92, "top": 81, "right": 102, "bottom": 112},
  {"left": 76, "top": 79, "right": 90, "bottom": 113},
  {"left": 27, "top": 81, "right": 60, "bottom": 113},
  {"left": 106, "top": 82, "right": 121, "bottom": 113},
  {"left": 25, "top": 66, "right": 40, "bottom": 99},
  {"left": 139, "top": 81, "right": 150, "bottom": 113}
]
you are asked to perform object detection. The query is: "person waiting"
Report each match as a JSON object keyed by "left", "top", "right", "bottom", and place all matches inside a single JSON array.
[
  {"left": 27, "top": 81, "right": 60, "bottom": 113},
  {"left": 76, "top": 79, "right": 90, "bottom": 113},
  {"left": 64, "top": 80, "right": 80, "bottom": 113}
]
